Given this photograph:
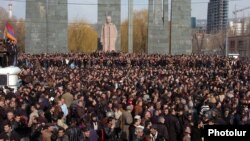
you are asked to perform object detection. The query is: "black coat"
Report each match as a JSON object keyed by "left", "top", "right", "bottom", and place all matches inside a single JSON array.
[
  {"left": 165, "top": 114, "right": 181, "bottom": 141},
  {"left": 102, "top": 127, "right": 116, "bottom": 141},
  {"left": 151, "top": 133, "right": 165, "bottom": 141},
  {"left": 0, "top": 130, "right": 20, "bottom": 141},
  {"left": 191, "top": 127, "right": 204, "bottom": 141},
  {"left": 129, "top": 125, "right": 136, "bottom": 141},
  {"left": 66, "top": 126, "right": 82, "bottom": 141},
  {"left": 155, "top": 123, "right": 169, "bottom": 141}
]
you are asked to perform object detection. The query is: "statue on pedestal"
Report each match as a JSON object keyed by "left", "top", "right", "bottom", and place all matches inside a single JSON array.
[{"left": 101, "top": 16, "right": 117, "bottom": 52}]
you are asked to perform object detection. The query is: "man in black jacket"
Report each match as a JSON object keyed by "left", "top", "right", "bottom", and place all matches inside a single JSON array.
[
  {"left": 101, "top": 117, "right": 116, "bottom": 141},
  {"left": 5, "top": 39, "right": 17, "bottom": 66},
  {"left": 81, "top": 128, "right": 90, "bottom": 141},
  {"left": 155, "top": 116, "right": 169, "bottom": 141},
  {"left": 165, "top": 108, "right": 181, "bottom": 141},
  {"left": 150, "top": 124, "right": 165, "bottom": 141},
  {"left": 66, "top": 119, "right": 82, "bottom": 141},
  {"left": 129, "top": 116, "right": 141, "bottom": 141},
  {"left": 191, "top": 120, "right": 204, "bottom": 141},
  {"left": 0, "top": 122, "right": 20, "bottom": 141}
]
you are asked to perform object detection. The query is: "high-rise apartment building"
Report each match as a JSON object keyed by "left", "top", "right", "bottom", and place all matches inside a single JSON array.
[{"left": 207, "top": 0, "right": 228, "bottom": 33}]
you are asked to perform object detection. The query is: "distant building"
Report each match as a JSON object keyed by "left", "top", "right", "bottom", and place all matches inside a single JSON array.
[
  {"left": 196, "top": 19, "right": 207, "bottom": 30},
  {"left": 193, "top": 19, "right": 207, "bottom": 33},
  {"left": 207, "top": 0, "right": 228, "bottom": 33},
  {"left": 191, "top": 17, "right": 196, "bottom": 28},
  {"left": 229, "top": 19, "right": 250, "bottom": 36},
  {"left": 228, "top": 17, "right": 250, "bottom": 58},
  {"left": 228, "top": 35, "right": 250, "bottom": 58}
]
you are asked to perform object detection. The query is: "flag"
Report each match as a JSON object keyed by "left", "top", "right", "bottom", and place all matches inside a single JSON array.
[{"left": 4, "top": 22, "right": 17, "bottom": 43}]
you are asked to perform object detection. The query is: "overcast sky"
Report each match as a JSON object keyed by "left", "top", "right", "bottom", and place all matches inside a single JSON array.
[{"left": 0, "top": 0, "right": 249, "bottom": 23}]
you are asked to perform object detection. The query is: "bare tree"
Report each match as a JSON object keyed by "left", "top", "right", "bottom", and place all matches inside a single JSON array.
[
  {"left": 212, "top": 31, "right": 226, "bottom": 55},
  {"left": 0, "top": 7, "right": 8, "bottom": 37},
  {"left": 68, "top": 21, "right": 97, "bottom": 53},
  {"left": 1, "top": 7, "right": 25, "bottom": 52},
  {"left": 121, "top": 9, "right": 148, "bottom": 53},
  {"left": 192, "top": 32, "right": 205, "bottom": 54},
  {"left": 15, "top": 19, "right": 25, "bottom": 52}
]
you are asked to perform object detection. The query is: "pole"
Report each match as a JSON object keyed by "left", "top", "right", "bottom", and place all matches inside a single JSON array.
[
  {"left": 225, "top": 1, "right": 229, "bottom": 57},
  {"left": 225, "top": 26, "right": 229, "bottom": 57},
  {"left": 128, "top": 0, "right": 133, "bottom": 53},
  {"left": 169, "top": 0, "right": 172, "bottom": 55},
  {"left": 46, "top": 0, "right": 49, "bottom": 53}
]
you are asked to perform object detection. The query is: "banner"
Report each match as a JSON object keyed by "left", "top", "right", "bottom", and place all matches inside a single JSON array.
[{"left": 4, "top": 21, "right": 17, "bottom": 43}]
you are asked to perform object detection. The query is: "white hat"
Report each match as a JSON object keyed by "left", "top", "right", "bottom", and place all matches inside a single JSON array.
[{"left": 134, "top": 115, "right": 141, "bottom": 120}]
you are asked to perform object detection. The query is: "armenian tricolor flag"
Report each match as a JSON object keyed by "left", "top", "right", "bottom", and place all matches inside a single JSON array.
[{"left": 4, "top": 21, "right": 17, "bottom": 43}]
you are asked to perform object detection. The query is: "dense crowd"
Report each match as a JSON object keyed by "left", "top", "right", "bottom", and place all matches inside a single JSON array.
[
  {"left": 0, "top": 52, "right": 250, "bottom": 141},
  {"left": 0, "top": 38, "right": 18, "bottom": 67}
]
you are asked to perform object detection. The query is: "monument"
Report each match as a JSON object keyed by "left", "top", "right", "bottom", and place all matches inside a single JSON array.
[
  {"left": 170, "top": 0, "right": 192, "bottom": 55},
  {"left": 25, "top": 0, "right": 68, "bottom": 54},
  {"left": 98, "top": 0, "right": 121, "bottom": 51},
  {"left": 148, "top": 0, "right": 169, "bottom": 54},
  {"left": 24, "top": 0, "right": 191, "bottom": 54},
  {"left": 101, "top": 16, "right": 117, "bottom": 52}
]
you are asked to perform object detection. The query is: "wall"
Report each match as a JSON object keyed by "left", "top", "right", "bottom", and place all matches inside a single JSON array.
[{"left": 25, "top": 0, "right": 68, "bottom": 54}]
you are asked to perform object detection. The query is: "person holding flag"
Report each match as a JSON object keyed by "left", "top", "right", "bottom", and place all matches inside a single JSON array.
[{"left": 3, "top": 21, "right": 17, "bottom": 66}]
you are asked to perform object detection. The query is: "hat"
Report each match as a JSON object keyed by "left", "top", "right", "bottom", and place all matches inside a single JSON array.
[
  {"left": 38, "top": 110, "right": 44, "bottom": 115},
  {"left": 43, "top": 123, "right": 54, "bottom": 129},
  {"left": 151, "top": 124, "right": 158, "bottom": 129},
  {"left": 82, "top": 126, "right": 91, "bottom": 132},
  {"left": 136, "top": 125, "right": 144, "bottom": 130},
  {"left": 134, "top": 115, "right": 141, "bottom": 120},
  {"left": 106, "top": 112, "right": 114, "bottom": 118},
  {"left": 126, "top": 105, "right": 133, "bottom": 111},
  {"left": 46, "top": 123, "right": 54, "bottom": 127},
  {"left": 143, "top": 95, "right": 150, "bottom": 101}
]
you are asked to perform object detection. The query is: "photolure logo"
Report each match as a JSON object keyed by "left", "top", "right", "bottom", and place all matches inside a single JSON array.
[
  {"left": 204, "top": 125, "right": 250, "bottom": 141},
  {"left": 208, "top": 129, "right": 247, "bottom": 136}
]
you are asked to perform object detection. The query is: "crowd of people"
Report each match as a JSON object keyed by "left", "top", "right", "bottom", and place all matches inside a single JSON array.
[
  {"left": 0, "top": 38, "right": 18, "bottom": 67},
  {"left": 0, "top": 52, "right": 250, "bottom": 141}
]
